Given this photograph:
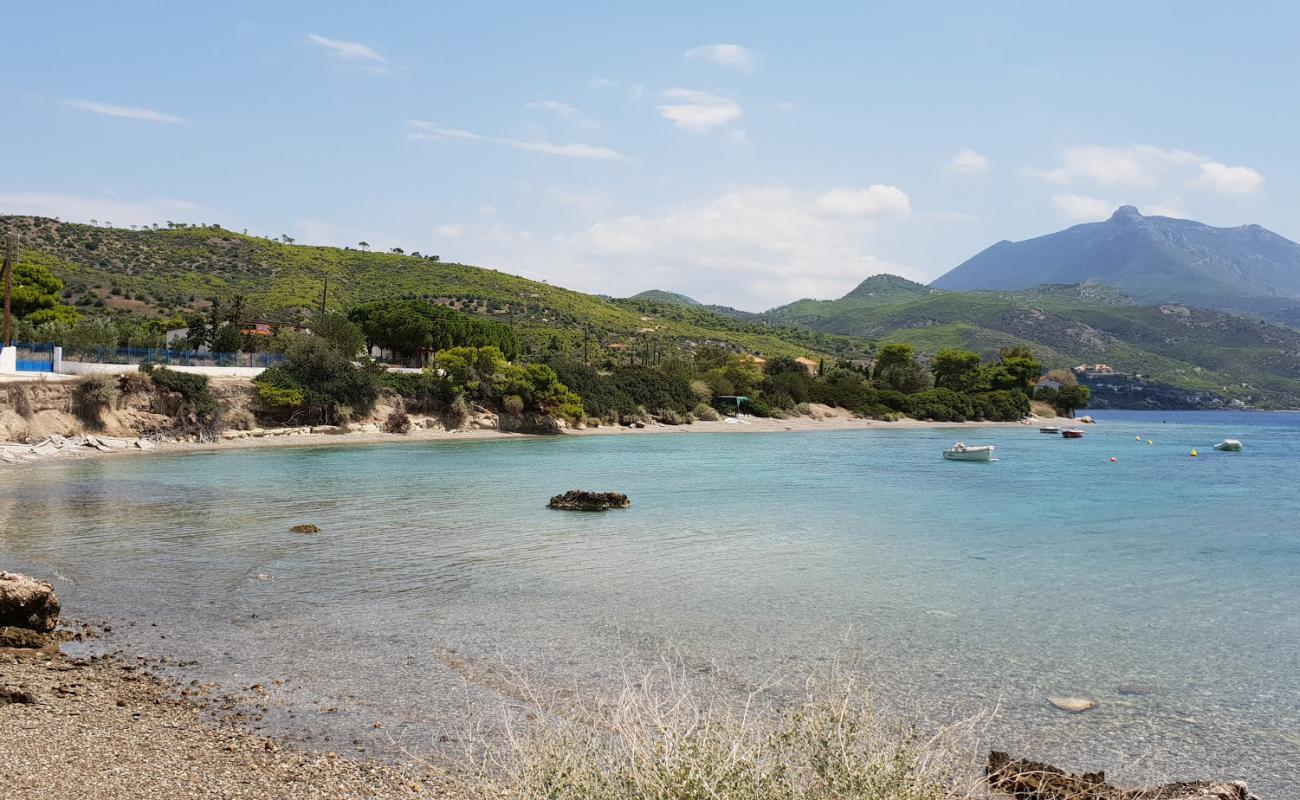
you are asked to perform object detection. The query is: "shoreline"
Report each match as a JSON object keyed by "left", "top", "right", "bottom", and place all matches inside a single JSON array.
[
  {"left": 0, "top": 410, "right": 1043, "bottom": 472},
  {"left": 0, "top": 627, "right": 444, "bottom": 799}
]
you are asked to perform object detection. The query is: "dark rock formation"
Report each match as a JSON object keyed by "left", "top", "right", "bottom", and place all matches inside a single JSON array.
[
  {"left": 0, "top": 572, "right": 60, "bottom": 633},
  {"left": 547, "top": 491, "right": 630, "bottom": 511},
  {"left": 986, "top": 751, "right": 1259, "bottom": 800},
  {"left": 290, "top": 524, "right": 320, "bottom": 534}
]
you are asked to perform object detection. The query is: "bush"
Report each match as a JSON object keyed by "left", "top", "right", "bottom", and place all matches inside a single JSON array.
[
  {"left": 740, "top": 397, "right": 773, "bottom": 417},
  {"left": 144, "top": 366, "right": 220, "bottom": 437},
  {"left": 692, "top": 402, "right": 721, "bottom": 421},
  {"left": 907, "top": 388, "right": 972, "bottom": 422},
  {"left": 502, "top": 394, "right": 525, "bottom": 415},
  {"left": 118, "top": 371, "right": 152, "bottom": 395},
  {"left": 254, "top": 335, "right": 378, "bottom": 424},
  {"left": 8, "top": 386, "right": 34, "bottom": 419},
  {"left": 383, "top": 403, "right": 411, "bottom": 434},
  {"left": 657, "top": 408, "right": 686, "bottom": 425},
  {"left": 447, "top": 393, "right": 471, "bottom": 429},
  {"left": 224, "top": 408, "right": 256, "bottom": 430},
  {"left": 71, "top": 375, "right": 119, "bottom": 429}
]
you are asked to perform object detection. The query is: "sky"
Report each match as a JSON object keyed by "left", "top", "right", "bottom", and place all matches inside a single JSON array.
[{"left": 3, "top": 2, "right": 1297, "bottom": 310}]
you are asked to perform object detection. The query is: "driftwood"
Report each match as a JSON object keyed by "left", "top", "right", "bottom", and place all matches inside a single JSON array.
[{"left": 987, "top": 752, "right": 1259, "bottom": 800}]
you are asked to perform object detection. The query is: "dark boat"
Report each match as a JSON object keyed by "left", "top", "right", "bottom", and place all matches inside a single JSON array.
[{"left": 1061, "top": 428, "right": 1084, "bottom": 439}]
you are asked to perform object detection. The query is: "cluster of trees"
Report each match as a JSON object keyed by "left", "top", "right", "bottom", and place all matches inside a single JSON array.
[
  {"left": 384, "top": 346, "right": 583, "bottom": 424},
  {"left": 347, "top": 300, "right": 520, "bottom": 360},
  {"left": 6, "top": 259, "right": 78, "bottom": 327}
]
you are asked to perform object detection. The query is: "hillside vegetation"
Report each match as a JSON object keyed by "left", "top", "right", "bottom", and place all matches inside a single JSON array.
[
  {"left": 0, "top": 216, "right": 866, "bottom": 363},
  {"left": 767, "top": 276, "right": 1300, "bottom": 407}
]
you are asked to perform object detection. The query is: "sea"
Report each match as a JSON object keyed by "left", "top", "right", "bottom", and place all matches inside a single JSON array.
[{"left": 2, "top": 410, "right": 1297, "bottom": 793}]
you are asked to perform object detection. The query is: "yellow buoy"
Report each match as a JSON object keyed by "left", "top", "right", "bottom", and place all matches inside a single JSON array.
[
  {"left": 1136, "top": 435, "right": 1142, "bottom": 441},
  {"left": 1147, "top": 439, "right": 1153, "bottom": 445},
  {"left": 1190, "top": 449, "right": 1199, "bottom": 458}
]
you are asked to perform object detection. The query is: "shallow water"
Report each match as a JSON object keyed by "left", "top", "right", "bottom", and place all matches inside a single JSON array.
[{"left": 2, "top": 411, "right": 1298, "bottom": 792}]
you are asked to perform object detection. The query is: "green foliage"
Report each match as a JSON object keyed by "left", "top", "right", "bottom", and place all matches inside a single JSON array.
[
  {"left": 143, "top": 365, "right": 220, "bottom": 436},
  {"left": 930, "top": 348, "right": 983, "bottom": 392},
  {"left": 311, "top": 312, "right": 365, "bottom": 357},
  {"left": 10, "top": 260, "right": 65, "bottom": 319},
  {"left": 873, "top": 343, "right": 929, "bottom": 393},
  {"left": 348, "top": 300, "right": 519, "bottom": 359},
  {"left": 906, "top": 388, "right": 972, "bottom": 422},
  {"left": 1046, "top": 383, "right": 1091, "bottom": 416},
  {"left": 254, "top": 335, "right": 378, "bottom": 424}
]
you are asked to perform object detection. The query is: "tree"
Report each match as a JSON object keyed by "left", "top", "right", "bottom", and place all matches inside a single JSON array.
[
  {"left": 311, "top": 312, "right": 365, "bottom": 357},
  {"left": 358, "top": 241, "right": 370, "bottom": 252},
  {"left": 997, "top": 346, "right": 1041, "bottom": 391},
  {"left": 11, "top": 261, "right": 66, "bottom": 319},
  {"left": 1052, "top": 384, "right": 1091, "bottom": 417},
  {"left": 873, "top": 343, "right": 928, "bottom": 394},
  {"left": 931, "top": 349, "right": 983, "bottom": 393},
  {"left": 390, "top": 247, "right": 404, "bottom": 254}
]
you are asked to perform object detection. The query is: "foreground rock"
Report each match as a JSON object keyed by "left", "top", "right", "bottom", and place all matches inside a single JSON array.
[
  {"left": 548, "top": 490, "right": 631, "bottom": 511},
  {"left": 987, "top": 751, "right": 1259, "bottom": 799},
  {"left": 0, "top": 571, "right": 60, "bottom": 633}
]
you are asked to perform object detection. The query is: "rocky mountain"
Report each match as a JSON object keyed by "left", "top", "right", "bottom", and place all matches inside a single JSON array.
[{"left": 932, "top": 206, "right": 1300, "bottom": 323}]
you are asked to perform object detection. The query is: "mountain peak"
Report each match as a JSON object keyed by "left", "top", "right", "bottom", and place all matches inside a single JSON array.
[
  {"left": 1110, "top": 204, "right": 1143, "bottom": 221},
  {"left": 842, "top": 274, "right": 933, "bottom": 301}
]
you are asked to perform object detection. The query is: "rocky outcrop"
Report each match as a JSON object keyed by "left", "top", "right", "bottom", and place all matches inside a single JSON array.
[
  {"left": 499, "top": 413, "right": 566, "bottom": 434},
  {"left": 986, "top": 751, "right": 1259, "bottom": 800},
  {"left": 547, "top": 491, "right": 630, "bottom": 511},
  {"left": 0, "top": 572, "right": 60, "bottom": 633}
]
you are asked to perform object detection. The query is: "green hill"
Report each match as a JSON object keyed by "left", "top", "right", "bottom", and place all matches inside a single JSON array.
[
  {"left": 629, "top": 289, "right": 702, "bottom": 306},
  {"left": 766, "top": 280, "right": 1300, "bottom": 408},
  {"left": 0, "top": 215, "right": 867, "bottom": 362}
]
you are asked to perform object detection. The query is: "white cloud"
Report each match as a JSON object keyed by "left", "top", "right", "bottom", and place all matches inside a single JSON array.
[
  {"left": 1028, "top": 145, "right": 1200, "bottom": 186},
  {"left": 554, "top": 186, "right": 920, "bottom": 309},
  {"left": 816, "top": 185, "right": 911, "bottom": 218},
  {"left": 65, "top": 100, "right": 183, "bottom": 124},
  {"left": 657, "top": 89, "right": 742, "bottom": 132},
  {"left": 1190, "top": 161, "right": 1264, "bottom": 194},
  {"left": 406, "top": 121, "right": 625, "bottom": 160},
  {"left": 1028, "top": 144, "right": 1264, "bottom": 197},
  {"left": 434, "top": 223, "right": 464, "bottom": 237},
  {"left": 307, "top": 33, "right": 388, "bottom": 66},
  {"left": 948, "top": 148, "right": 989, "bottom": 173},
  {"left": 684, "top": 44, "right": 756, "bottom": 73},
  {"left": 525, "top": 100, "right": 599, "bottom": 129},
  {"left": 0, "top": 192, "right": 202, "bottom": 227},
  {"left": 1051, "top": 193, "right": 1114, "bottom": 222}
]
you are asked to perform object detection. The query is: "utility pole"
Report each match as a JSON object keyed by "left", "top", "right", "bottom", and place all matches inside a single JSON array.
[
  {"left": 2, "top": 233, "right": 16, "bottom": 347},
  {"left": 319, "top": 275, "right": 328, "bottom": 316}
]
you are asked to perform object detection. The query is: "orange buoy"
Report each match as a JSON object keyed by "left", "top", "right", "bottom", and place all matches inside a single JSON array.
[{"left": 1109, "top": 457, "right": 1117, "bottom": 462}]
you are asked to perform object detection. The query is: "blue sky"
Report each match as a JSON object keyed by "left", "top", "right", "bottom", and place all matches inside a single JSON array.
[{"left": 3, "top": 2, "right": 1296, "bottom": 309}]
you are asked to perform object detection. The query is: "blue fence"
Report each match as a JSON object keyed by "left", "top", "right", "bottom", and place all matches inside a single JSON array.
[
  {"left": 13, "top": 342, "right": 54, "bottom": 372},
  {"left": 62, "top": 346, "right": 285, "bottom": 368}
]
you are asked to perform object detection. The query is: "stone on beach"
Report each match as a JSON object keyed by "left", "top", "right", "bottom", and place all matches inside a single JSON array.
[
  {"left": 0, "top": 571, "right": 61, "bottom": 633},
  {"left": 547, "top": 490, "right": 631, "bottom": 511},
  {"left": 1047, "top": 695, "right": 1097, "bottom": 713},
  {"left": 986, "top": 751, "right": 1259, "bottom": 799}
]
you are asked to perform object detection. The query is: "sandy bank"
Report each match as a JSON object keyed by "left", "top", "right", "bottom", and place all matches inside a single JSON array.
[
  {"left": 1, "top": 406, "right": 1044, "bottom": 471},
  {"left": 0, "top": 641, "right": 444, "bottom": 799}
]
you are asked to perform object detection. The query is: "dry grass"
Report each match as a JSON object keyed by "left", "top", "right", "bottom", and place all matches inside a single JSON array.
[{"left": 450, "top": 663, "right": 986, "bottom": 800}]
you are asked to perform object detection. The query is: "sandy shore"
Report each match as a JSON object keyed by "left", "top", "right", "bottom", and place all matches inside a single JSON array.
[
  {"left": 0, "top": 636, "right": 450, "bottom": 799},
  {"left": 1, "top": 407, "right": 1044, "bottom": 472}
]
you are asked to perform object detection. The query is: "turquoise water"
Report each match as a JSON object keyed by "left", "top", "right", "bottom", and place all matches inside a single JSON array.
[{"left": 2, "top": 411, "right": 1297, "bottom": 792}]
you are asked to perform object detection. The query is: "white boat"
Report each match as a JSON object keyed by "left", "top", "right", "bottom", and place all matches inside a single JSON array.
[
  {"left": 1213, "top": 439, "right": 1243, "bottom": 452},
  {"left": 1039, "top": 426, "right": 1061, "bottom": 434},
  {"left": 943, "top": 442, "right": 996, "bottom": 461}
]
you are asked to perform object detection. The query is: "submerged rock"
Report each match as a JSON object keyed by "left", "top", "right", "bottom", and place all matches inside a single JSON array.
[
  {"left": 290, "top": 524, "right": 321, "bottom": 534},
  {"left": 0, "top": 572, "right": 60, "bottom": 633},
  {"left": 547, "top": 491, "right": 630, "bottom": 511},
  {"left": 1047, "top": 695, "right": 1097, "bottom": 713},
  {"left": 987, "top": 751, "right": 1259, "bottom": 799}
]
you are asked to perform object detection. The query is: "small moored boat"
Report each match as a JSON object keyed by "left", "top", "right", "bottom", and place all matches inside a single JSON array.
[
  {"left": 943, "top": 442, "right": 996, "bottom": 461},
  {"left": 1039, "top": 426, "right": 1061, "bottom": 434},
  {"left": 1061, "top": 428, "right": 1085, "bottom": 439},
  {"left": 1213, "top": 439, "right": 1243, "bottom": 452}
]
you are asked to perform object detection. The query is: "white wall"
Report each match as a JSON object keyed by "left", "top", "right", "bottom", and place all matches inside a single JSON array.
[
  {"left": 0, "top": 346, "right": 15, "bottom": 375},
  {"left": 56, "top": 361, "right": 267, "bottom": 378}
]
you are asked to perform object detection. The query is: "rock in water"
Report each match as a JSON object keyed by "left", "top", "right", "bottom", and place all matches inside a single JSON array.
[
  {"left": 0, "top": 572, "right": 60, "bottom": 633},
  {"left": 290, "top": 524, "right": 321, "bottom": 534},
  {"left": 547, "top": 491, "right": 630, "bottom": 511},
  {"left": 986, "top": 751, "right": 1260, "bottom": 799},
  {"left": 1048, "top": 695, "right": 1097, "bottom": 713}
]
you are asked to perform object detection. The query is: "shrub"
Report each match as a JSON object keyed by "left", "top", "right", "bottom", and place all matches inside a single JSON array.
[
  {"left": 657, "top": 408, "right": 686, "bottom": 425},
  {"left": 144, "top": 366, "right": 220, "bottom": 437},
  {"left": 8, "top": 386, "right": 34, "bottom": 419},
  {"left": 447, "top": 393, "right": 471, "bottom": 428},
  {"left": 71, "top": 375, "right": 119, "bottom": 429},
  {"left": 740, "top": 397, "right": 773, "bottom": 417},
  {"left": 383, "top": 405, "right": 411, "bottom": 434},
  {"left": 907, "top": 388, "right": 972, "bottom": 422},
  {"left": 224, "top": 408, "right": 256, "bottom": 430},
  {"left": 118, "top": 371, "right": 152, "bottom": 396},
  {"left": 692, "top": 402, "right": 721, "bottom": 421},
  {"left": 254, "top": 335, "right": 378, "bottom": 424},
  {"left": 501, "top": 394, "right": 525, "bottom": 415}
]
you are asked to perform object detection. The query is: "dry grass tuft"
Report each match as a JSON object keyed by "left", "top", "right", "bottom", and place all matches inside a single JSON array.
[{"left": 454, "top": 664, "right": 984, "bottom": 800}]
